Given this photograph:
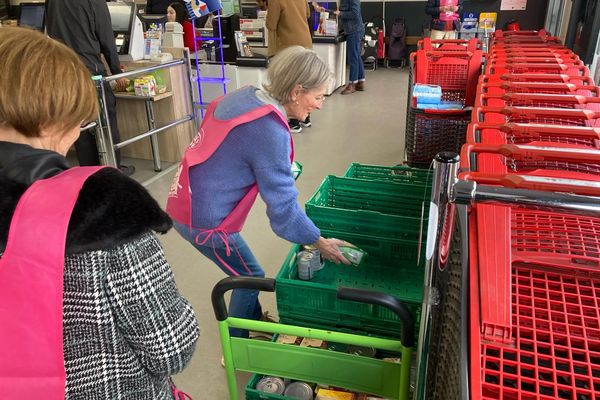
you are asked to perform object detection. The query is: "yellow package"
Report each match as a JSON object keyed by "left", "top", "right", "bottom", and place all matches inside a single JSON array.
[
  {"left": 134, "top": 75, "right": 157, "bottom": 96},
  {"left": 315, "top": 388, "right": 355, "bottom": 400}
]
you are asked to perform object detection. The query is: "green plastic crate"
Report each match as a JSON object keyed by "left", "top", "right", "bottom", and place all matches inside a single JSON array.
[
  {"left": 344, "top": 163, "right": 433, "bottom": 186},
  {"left": 275, "top": 242, "right": 423, "bottom": 339},
  {"left": 305, "top": 176, "right": 430, "bottom": 242}
]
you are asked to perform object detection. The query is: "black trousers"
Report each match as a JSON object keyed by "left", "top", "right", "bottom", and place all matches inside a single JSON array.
[{"left": 76, "top": 81, "right": 122, "bottom": 166}]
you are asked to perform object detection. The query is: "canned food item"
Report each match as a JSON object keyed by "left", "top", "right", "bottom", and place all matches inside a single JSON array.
[
  {"left": 284, "top": 381, "right": 313, "bottom": 400},
  {"left": 347, "top": 345, "right": 377, "bottom": 358},
  {"left": 256, "top": 376, "right": 286, "bottom": 394},
  {"left": 339, "top": 245, "right": 368, "bottom": 266},
  {"left": 303, "top": 244, "right": 324, "bottom": 272},
  {"left": 296, "top": 251, "right": 314, "bottom": 280}
]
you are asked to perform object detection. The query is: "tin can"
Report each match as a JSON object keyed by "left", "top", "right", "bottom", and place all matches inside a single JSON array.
[
  {"left": 296, "top": 251, "right": 314, "bottom": 280},
  {"left": 347, "top": 345, "right": 377, "bottom": 358},
  {"left": 303, "top": 244, "right": 324, "bottom": 272},
  {"left": 283, "top": 381, "right": 313, "bottom": 400},
  {"left": 256, "top": 376, "right": 286, "bottom": 394}
]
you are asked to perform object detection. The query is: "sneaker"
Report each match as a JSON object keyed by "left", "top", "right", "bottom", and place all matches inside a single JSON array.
[
  {"left": 299, "top": 115, "right": 311, "bottom": 128},
  {"left": 289, "top": 120, "right": 302, "bottom": 134},
  {"left": 355, "top": 81, "right": 365, "bottom": 91},
  {"left": 341, "top": 83, "right": 356, "bottom": 95},
  {"left": 119, "top": 164, "right": 135, "bottom": 176}
]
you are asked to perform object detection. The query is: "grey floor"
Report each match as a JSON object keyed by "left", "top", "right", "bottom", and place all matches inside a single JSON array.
[{"left": 134, "top": 67, "right": 410, "bottom": 399}]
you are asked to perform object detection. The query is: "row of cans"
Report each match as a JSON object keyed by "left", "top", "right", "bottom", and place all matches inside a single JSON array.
[
  {"left": 255, "top": 376, "right": 314, "bottom": 399},
  {"left": 296, "top": 245, "right": 324, "bottom": 281}
]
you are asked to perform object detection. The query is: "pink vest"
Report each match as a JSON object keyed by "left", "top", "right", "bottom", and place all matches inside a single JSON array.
[
  {"left": 0, "top": 166, "right": 106, "bottom": 400},
  {"left": 166, "top": 93, "right": 292, "bottom": 272},
  {"left": 439, "top": 0, "right": 458, "bottom": 21}
]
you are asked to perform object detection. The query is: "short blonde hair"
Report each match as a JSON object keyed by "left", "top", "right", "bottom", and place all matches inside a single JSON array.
[
  {"left": 0, "top": 27, "right": 97, "bottom": 137},
  {"left": 263, "top": 46, "right": 332, "bottom": 104}
]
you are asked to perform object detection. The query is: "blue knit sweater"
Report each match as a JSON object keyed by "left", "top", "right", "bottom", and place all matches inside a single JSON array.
[{"left": 189, "top": 87, "right": 320, "bottom": 245}]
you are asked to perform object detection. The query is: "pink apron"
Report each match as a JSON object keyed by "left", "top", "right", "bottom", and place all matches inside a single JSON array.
[
  {"left": 166, "top": 93, "right": 292, "bottom": 273},
  {"left": 0, "top": 166, "right": 106, "bottom": 400}
]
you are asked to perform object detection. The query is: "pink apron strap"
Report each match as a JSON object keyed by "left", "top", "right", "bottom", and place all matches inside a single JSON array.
[{"left": 0, "top": 166, "right": 107, "bottom": 400}]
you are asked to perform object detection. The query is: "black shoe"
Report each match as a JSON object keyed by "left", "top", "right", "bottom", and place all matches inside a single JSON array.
[
  {"left": 119, "top": 165, "right": 135, "bottom": 176},
  {"left": 300, "top": 115, "right": 311, "bottom": 128},
  {"left": 289, "top": 119, "right": 302, "bottom": 134}
]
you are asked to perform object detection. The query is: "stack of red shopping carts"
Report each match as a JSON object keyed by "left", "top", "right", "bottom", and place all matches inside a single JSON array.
[
  {"left": 464, "top": 29, "right": 600, "bottom": 400},
  {"left": 404, "top": 38, "right": 483, "bottom": 168}
]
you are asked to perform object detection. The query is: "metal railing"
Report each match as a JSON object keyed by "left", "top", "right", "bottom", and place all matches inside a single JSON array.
[{"left": 92, "top": 55, "right": 197, "bottom": 169}]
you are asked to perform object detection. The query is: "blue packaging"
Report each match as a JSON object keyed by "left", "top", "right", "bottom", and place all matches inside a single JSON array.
[{"left": 412, "top": 84, "right": 442, "bottom": 104}]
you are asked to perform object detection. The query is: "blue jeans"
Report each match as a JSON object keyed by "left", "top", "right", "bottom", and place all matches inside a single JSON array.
[
  {"left": 174, "top": 222, "right": 264, "bottom": 338},
  {"left": 346, "top": 30, "right": 365, "bottom": 83}
]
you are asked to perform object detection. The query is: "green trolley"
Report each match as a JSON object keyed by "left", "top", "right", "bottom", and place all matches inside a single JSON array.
[{"left": 211, "top": 276, "right": 416, "bottom": 400}]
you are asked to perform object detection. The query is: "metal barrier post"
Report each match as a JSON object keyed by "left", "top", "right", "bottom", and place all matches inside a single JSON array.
[{"left": 93, "top": 75, "right": 118, "bottom": 167}]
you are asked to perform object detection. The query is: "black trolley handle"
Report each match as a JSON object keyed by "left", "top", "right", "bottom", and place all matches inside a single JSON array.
[
  {"left": 211, "top": 277, "right": 276, "bottom": 322},
  {"left": 337, "top": 287, "right": 415, "bottom": 348},
  {"left": 211, "top": 277, "right": 416, "bottom": 348}
]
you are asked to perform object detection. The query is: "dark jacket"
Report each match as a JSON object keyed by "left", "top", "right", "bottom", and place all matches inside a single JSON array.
[
  {"left": 338, "top": 0, "right": 364, "bottom": 34},
  {"left": 45, "top": 0, "right": 121, "bottom": 75},
  {"left": 425, "top": 0, "right": 463, "bottom": 31},
  {"left": 146, "top": 0, "right": 172, "bottom": 15},
  {"left": 0, "top": 142, "right": 199, "bottom": 399}
]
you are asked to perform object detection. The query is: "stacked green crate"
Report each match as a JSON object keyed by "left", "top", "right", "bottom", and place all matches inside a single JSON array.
[{"left": 275, "top": 164, "right": 432, "bottom": 339}]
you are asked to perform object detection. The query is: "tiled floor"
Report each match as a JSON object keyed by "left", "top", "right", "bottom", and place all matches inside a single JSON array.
[{"left": 133, "top": 66, "right": 410, "bottom": 399}]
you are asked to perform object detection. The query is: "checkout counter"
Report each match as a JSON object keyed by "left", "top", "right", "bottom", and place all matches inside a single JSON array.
[{"left": 104, "top": 2, "right": 195, "bottom": 167}]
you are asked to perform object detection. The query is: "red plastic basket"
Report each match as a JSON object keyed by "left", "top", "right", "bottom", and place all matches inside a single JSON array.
[
  {"left": 473, "top": 262, "right": 600, "bottom": 400},
  {"left": 415, "top": 49, "right": 483, "bottom": 106},
  {"left": 466, "top": 122, "right": 600, "bottom": 148}
]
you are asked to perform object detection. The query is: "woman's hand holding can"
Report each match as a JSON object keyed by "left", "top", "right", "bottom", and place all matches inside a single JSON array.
[{"left": 313, "top": 237, "right": 352, "bottom": 265}]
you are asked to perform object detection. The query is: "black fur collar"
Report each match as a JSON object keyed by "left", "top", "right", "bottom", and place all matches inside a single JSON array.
[{"left": 0, "top": 168, "right": 172, "bottom": 254}]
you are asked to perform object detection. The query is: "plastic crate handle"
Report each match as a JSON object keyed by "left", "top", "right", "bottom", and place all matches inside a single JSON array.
[
  {"left": 460, "top": 142, "right": 600, "bottom": 164},
  {"left": 481, "top": 105, "right": 600, "bottom": 119},
  {"left": 459, "top": 171, "right": 600, "bottom": 196},
  {"left": 497, "top": 73, "right": 571, "bottom": 83},
  {"left": 497, "top": 93, "right": 600, "bottom": 104},
  {"left": 337, "top": 287, "right": 415, "bottom": 348},
  {"left": 469, "top": 122, "right": 600, "bottom": 139},
  {"left": 212, "top": 276, "right": 276, "bottom": 321}
]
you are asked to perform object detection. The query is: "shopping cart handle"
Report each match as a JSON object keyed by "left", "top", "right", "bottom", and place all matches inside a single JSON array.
[
  {"left": 491, "top": 56, "right": 564, "bottom": 63},
  {"left": 482, "top": 105, "right": 599, "bottom": 119},
  {"left": 498, "top": 73, "right": 571, "bottom": 82},
  {"left": 212, "top": 277, "right": 276, "bottom": 321},
  {"left": 468, "top": 122, "right": 600, "bottom": 142},
  {"left": 499, "top": 93, "right": 600, "bottom": 104},
  {"left": 491, "top": 62, "right": 569, "bottom": 70},
  {"left": 459, "top": 171, "right": 600, "bottom": 196},
  {"left": 336, "top": 287, "right": 415, "bottom": 348},
  {"left": 460, "top": 143, "right": 600, "bottom": 164},
  {"left": 425, "top": 50, "right": 473, "bottom": 58}
]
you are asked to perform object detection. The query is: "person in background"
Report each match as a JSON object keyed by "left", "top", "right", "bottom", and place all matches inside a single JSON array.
[
  {"left": 266, "top": 0, "right": 313, "bottom": 133},
  {"left": 335, "top": 0, "right": 365, "bottom": 95},
  {"left": 0, "top": 27, "right": 199, "bottom": 399},
  {"left": 167, "top": 1, "right": 196, "bottom": 51},
  {"left": 146, "top": 0, "right": 172, "bottom": 14},
  {"left": 167, "top": 46, "right": 351, "bottom": 343},
  {"left": 46, "top": 0, "right": 135, "bottom": 176},
  {"left": 425, "top": 0, "right": 462, "bottom": 40}
]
